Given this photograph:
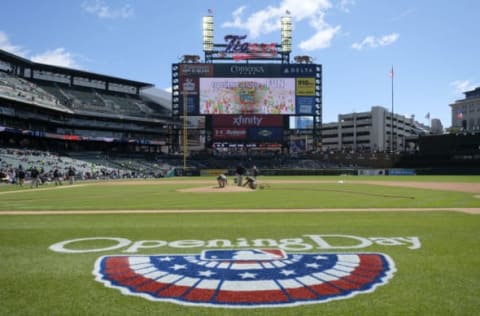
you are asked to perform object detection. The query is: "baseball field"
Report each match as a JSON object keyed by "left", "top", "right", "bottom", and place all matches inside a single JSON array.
[{"left": 1, "top": 175, "right": 479, "bottom": 315}]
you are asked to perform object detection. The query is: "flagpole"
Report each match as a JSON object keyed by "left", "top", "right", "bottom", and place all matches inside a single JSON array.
[{"left": 391, "top": 66, "right": 394, "bottom": 153}]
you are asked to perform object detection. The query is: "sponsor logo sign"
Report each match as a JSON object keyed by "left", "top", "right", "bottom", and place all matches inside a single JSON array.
[
  {"left": 282, "top": 65, "right": 319, "bottom": 76},
  {"left": 296, "top": 96, "right": 316, "bottom": 115},
  {"left": 213, "top": 64, "right": 318, "bottom": 77},
  {"left": 248, "top": 127, "right": 283, "bottom": 141},
  {"left": 179, "top": 64, "right": 213, "bottom": 76},
  {"left": 228, "top": 64, "right": 266, "bottom": 75},
  {"left": 296, "top": 78, "right": 316, "bottom": 96},
  {"left": 212, "top": 115, "right": 283, "bottom": 128},
  {"left": 179, "top": 77, "right": 198, "bottom": 95},
  {"left": 213, "top": 128, "right": 247, "bottom": 140}
]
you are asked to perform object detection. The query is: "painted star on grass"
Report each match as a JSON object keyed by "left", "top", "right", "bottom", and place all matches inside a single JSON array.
[
  {"left": 305, "top": 262, "right": 320, "bottom": 269},
  {"left": 198, "top": 270, "right": 216, "bottom": 277},
  {"left": 170, "top": 264, "right": 187, "bottom": 271},
  {"left": 159, "top": 256, "right": 173, "bottom": 262},
  {"left": 279, "top": 269, "right": 296, "bottom": 276},
  {"left": 238, "top": 272, "right": 257, "bottom": 279}
]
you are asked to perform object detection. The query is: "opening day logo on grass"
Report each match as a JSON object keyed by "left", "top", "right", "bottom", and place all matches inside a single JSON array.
[
  {"left": 93, "top": 249, "right": 395, "bottom": 308},
  {"left": 49, "top": 234, "right": 419, "bottom": 308}
]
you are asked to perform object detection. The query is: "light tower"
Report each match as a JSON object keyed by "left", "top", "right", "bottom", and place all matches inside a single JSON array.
[
  {"left": 280, "top": 13, "right": 292, "bottom": 63},
  {"left": 202, "top": 14, "right": 214, "bottom": 63}
]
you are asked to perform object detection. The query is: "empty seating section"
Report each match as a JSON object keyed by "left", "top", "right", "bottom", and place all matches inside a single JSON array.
[
  {"left": 35, "top": 81, "right": 70, "bottom": 104},
  {"left": 62, "top": 87, "right": 108, "bottom": 111},
  {"left": 143, "top": 100, "right": 171, "bottom": 116},
  {"left": 0, "top": 71, "right": 167, "bottom": 118},
  {"left": 100, "top": 92, "right": 141, "bottom": 114},
  {"left": 0, "top": 71, "right": 71, "bottom": 112}
]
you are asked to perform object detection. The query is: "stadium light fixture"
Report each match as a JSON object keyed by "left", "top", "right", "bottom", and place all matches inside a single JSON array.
[
  {"left": 203, "top": 15, "right": 214, "bottom": 52},
  {"left": 281, "top": 15, "right": 292, "bottom": 53}
]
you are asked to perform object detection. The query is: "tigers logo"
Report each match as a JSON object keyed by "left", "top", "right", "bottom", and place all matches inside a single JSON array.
[{"left": 93, "top": 249, "right": 396, "bottom": 308}]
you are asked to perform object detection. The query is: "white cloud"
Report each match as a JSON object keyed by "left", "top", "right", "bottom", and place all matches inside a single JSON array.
[
  {"left": 450, "top": 80, "right": 477, "bottom": 94},
  {"left": 299, "top": 25, "right": 341, "bottom": 51},
  {"left": 338, "top": 0, "right": 356, "bottom": 13},
  {"left": 390, "top": 8, "right": 415, "bottom": 22},
  {"left": 378, "top": 33, "right": 399, "bottom": 46},
  {"left": 31, "top": 48, "right": 81, "bottom": 69},
  {"left": 81, "top": 0, "right": 134, "bottom": 19},
  {"left": 222, "top": 6, "right": 247, "bottom": 30},
  {"left": 0, "top": 31, "right": 83, "bottom": 69},
  {"left": 222, "top": 0, "right": 339, "bottom": 50},
  {"left": 352, "top": 33, "right": 399, "bottom": 50},
  {"left": 0, "top": 31, "right": 28, "bottom": 56}
]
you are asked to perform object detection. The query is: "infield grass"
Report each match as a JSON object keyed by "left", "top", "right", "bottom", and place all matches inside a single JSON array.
[
  {"left": 0, "top": 175, "right": 479, "bottom": 211},
  {"left": 1, "top": 211, "right": 479, "bottom": 315}
]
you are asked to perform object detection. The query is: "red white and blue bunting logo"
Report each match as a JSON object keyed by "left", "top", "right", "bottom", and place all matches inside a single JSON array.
[{"left": 93, "top": 249, "right": 396, "bottom": 308}]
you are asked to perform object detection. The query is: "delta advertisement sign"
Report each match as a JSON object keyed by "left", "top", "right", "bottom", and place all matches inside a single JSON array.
[{"left": 50, "top": 234, "right": 420, "bottom": 308}]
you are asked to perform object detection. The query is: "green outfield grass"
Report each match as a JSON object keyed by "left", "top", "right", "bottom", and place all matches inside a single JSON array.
[{"left": 0, "top": 175, "right": 479, "bottom": 315}]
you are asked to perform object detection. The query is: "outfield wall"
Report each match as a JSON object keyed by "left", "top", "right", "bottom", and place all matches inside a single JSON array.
[{"left": 178, "top": 167, "right": 480, "bottom": 177}]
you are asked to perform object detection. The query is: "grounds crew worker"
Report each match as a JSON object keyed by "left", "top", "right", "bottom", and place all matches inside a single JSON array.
[
  {"left": 217, "top": 174, "right": 227, "bottom": 188},
  {"left": 243, "top": 176, "right": 257, "bottom": 190}
]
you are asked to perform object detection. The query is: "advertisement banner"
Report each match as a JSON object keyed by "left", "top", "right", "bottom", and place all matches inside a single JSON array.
[
  {"left": 181, "top": 95, "right": 198, "bottom": 115},
  {"left": 212, "top": 63, "right": 319, "bottom": 77},
  {"left": 212, "top": 128, "right": 247, "bottom": 140},
  {"left": 212, "top": 115, "right": 283, "bottom": 128},
  {"left": 213, "top": 64, "right": 284, "bottom": 77},
  {"left": 295, "top": 96, "right": 316, "bottom": 115},
  {"left": 282, "top": 64, "right": 319, "bottom": 76},
  {"left": 179, "top": 64, "right": 213, "bottom": 77},
  {"left": 179, "top": 77, "right": 199, "bottom": 95},
  {"left": 296, "top": 78, "right": 316, "bottom": 96},
  {"left": 247, "top": 127, "right": 284, "bottom": 142}
]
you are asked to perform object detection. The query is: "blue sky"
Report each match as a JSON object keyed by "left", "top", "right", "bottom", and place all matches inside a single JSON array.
[{"left": 1, "top": 0, "right": 478, "bottom": 127}]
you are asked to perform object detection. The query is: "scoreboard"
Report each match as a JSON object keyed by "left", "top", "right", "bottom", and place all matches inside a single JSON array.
[
  {"left": 173, "top": 63, "right": 321, "bottom": 116},
  {"left": 172, "top": 63, "right": 322, "bottom": 148}
]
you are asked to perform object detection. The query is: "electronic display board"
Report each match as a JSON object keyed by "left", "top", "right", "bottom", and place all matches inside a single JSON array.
[
  {"left": 174, "top": 63, "right": 321, "bottom": 116},
  {"left": 199, "top": 78, "right": 295, "bottom": 114}
]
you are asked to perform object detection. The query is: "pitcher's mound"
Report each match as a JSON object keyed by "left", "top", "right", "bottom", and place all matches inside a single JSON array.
[{"left": 178, "top": 185, "right": 252, "bottom": 193}]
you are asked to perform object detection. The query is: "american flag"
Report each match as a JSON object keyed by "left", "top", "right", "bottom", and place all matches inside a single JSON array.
[
  {"left": 94, "top": 249, "right": 395, "bottom": 308},
  {"left": 457, "top": 111, "right": 464, "bottom": 119}
]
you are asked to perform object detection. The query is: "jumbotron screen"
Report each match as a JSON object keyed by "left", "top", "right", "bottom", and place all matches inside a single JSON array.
[
  {"left": 199, "top": 78, "right": 295, "bottom": 114},
  {"left": 177, "top": 63, "right": 320, "bottom": 116}
]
